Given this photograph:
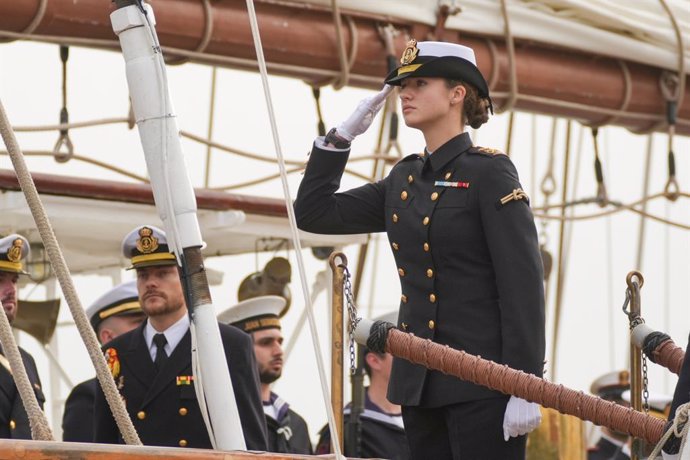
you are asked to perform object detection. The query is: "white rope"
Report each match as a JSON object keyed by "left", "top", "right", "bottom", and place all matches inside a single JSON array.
[
  {"left": 244, "top": 0, "right": 344, "bottom": 457},
  {"left": 648, "top": 402, "right": 690, "bottom": 459}
]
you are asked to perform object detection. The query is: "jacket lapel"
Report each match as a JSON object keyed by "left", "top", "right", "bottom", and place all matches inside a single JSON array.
[{"left": 141, "top": 328, "right": 192, "bottom": 408}]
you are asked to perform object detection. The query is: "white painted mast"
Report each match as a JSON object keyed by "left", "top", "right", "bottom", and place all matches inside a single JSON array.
[{"left": 110, "top": 1, "right": 245, "bottom": 450}]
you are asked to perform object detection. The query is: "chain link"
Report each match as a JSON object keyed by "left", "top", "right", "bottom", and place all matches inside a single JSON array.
[
  {"left": 642, "top": 354, "right": 650, "bottom": 413},
  {"left": 342, "top": 266, "right": 361, "bottom": 375}
]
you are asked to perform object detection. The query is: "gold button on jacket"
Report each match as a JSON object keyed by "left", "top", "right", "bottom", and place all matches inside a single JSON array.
[
  {"left": 401, "top": 190, "right": 408, "bottom": 200},
  {"left": 179, "top": 439, "right": 188, "bottom": 447},
  {"left": 428, "top": 320, "right": 435, "bottom": 329},
  {"left": 137, "top": 411, "right": 146, "bottom": 420},
  {"left": 179, "top": 407, "right": 188, "bottom": 416}
]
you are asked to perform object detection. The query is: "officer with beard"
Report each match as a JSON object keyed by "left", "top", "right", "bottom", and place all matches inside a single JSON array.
[
  {"left": 93, "top": 225, "right": 267, "bottom": 449},
  {"left": 219, "top": 295, "right": 312, "bottom": 454},
  {"left": 0, "top": 234, "right": 45, "bottom": 438}
]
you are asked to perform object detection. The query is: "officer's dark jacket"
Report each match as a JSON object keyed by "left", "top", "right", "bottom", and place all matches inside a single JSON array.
[
  {"left": 587, "top": 437, "right": 630, "bottom": 460},
  {"left": 93, "top": 321, "right": 268, "bottom": 450},
  {"left": 0, "top": 346, "right": 44, "bottom": 439},
  {"left": 62, "top": 377, "right": 96, "bottom": 442},
  {"left": 295, "top": 132, "right": 545, "bottom": 407},
  {"left": 670, "top": 333, "right": 690, "bottom": 420},
  {"left": 265, "top": 406, "right": 312, "bottom": 454}
]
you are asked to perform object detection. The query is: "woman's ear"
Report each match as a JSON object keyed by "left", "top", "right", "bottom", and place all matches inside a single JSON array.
[{"left": 450, "top": 84, "right": 467, "bottom": 106}]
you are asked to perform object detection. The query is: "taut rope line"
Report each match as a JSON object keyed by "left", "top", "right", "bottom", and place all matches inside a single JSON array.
[{"left": 244, "top": 0, "right": 344, "bottom": 456}]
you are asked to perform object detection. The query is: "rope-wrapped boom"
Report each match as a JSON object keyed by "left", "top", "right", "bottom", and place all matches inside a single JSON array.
[
  {"left": 633, "top": 324, "right": 685, "bottom": 375},
  {"left": 360, "top": 322, "right": 666, "bottom": 444}
]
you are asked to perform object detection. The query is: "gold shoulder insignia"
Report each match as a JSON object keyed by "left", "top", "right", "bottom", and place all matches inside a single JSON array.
[
  {"left": 499, "top": 188, "right": 529, "bottom": 206},
  {"left": 7, "top": 238, "right": 23, "bottom": 263},
  {"left": 477, "top": 146, "right": 505, "bottom": 156}
]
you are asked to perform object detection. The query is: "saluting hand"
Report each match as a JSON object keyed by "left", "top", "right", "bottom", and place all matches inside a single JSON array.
[
  {"left": 336, "top": 84, "right": 394, "bottom": 141},
  {"left": 502, "top": 396, "right": 542, "bottom": 441}
]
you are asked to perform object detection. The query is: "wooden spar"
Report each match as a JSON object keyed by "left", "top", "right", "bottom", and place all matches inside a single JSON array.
[
  {"left": 0, "top": 439, "right": 345, "bottom": 459},
  {"left": 1, "top": 0, "right": 690, "bottom": 135},
  {"left": 0, "top": 169, "right": 288, "bottom": 217},
  {"left": 328, "top": 252, "right": 347, "bottom": 454}
]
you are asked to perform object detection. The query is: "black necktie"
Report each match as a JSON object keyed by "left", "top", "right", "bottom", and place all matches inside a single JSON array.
[{"left": 153, "top": 333, "right": 168, "bottom": 370}]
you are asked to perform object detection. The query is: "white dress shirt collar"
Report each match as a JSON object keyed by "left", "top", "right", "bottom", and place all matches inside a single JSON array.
[{"left": 144, "top": 313, "right": 190, "bottom": 361}]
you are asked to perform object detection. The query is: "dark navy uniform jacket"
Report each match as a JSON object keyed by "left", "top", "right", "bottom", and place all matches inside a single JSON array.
[
  {"left": 93, "top": 321, "right": 268, "bottom": 450},
  {"left": 263, "top": 393, "right": 312, "bottom": 454},
  {"left": 669, "top": 333, "right": 690, "bottom": 420},
  {"left": 62, "top": 377, "right": 97, "bottom": 442},
  {"left": 295, "top": 132, "right": 545, "bottom": 407},
  {"left": 0, "top": 347, "right": 44, "bottom": 439}
]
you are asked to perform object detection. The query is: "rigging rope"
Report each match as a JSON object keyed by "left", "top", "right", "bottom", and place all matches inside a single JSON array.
[
  {"left": 53, "top": 45, "right": 74, "bottom": 163},
  {"left": 0, "top": 99, "right": 142, "bottom": 445},
  {"left": 497, "top": 0, "right": 518, "bottom": 113},
  {"left": 244, "top": 0, "right": 344, "bottom": 457}
]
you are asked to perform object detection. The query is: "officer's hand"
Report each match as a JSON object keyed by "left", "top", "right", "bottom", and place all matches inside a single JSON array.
[
  {"left": 336, "top": 85, "right": 394, "bottom": 141},
  {"left": 661, "top": 452, "right": 679, "bottom": 460},
  {"left": 502, "top": 396, "right": 542, "bottom": 441}
]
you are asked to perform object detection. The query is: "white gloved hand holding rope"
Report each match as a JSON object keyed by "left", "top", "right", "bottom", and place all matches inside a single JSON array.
[
  {"left": 503, "top": 396, "right": 542, "bottom": 441},
  {"left": 335, "top": 84, "right": 393, "bottom": 141}
]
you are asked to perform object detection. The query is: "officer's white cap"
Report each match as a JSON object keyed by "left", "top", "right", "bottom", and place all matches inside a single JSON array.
[
  {"left": 121, "top": 225, "right": 176, "bottom": 269},
  {"left": 86, "top": 280, "right": 143, "bottom": 331},
  {"left": 218, "top": 295, "right": 287, "bottom": 333}
]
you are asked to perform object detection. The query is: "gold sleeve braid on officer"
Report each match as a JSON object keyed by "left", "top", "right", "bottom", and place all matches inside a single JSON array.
[
  {"left": 219, "top": 296, "right": 313, "bottom": 455},
  {"left": 294, "top": 39, "right": 545, "bottom": 460},
  {"left": 0, "top": 234, "right": 45, "bottom": 440},
  {"left": 92, "top": 225, "right": 268, "bottom": 449}
]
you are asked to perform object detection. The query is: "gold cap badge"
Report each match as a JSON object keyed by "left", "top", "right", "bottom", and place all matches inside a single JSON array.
[
  {"left": 7, "top": 238, "right": 23, "bottom": 263},
  {"left": 400, "top": 39, "right": 419, "bottom": 65},
  {"left": 136, "top": 227, "right": 158, "bottom": 254}
]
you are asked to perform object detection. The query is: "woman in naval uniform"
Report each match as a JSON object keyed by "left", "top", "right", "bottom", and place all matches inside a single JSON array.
[{"left": 295, "top": 39, "right": 545, "bottom": 459}]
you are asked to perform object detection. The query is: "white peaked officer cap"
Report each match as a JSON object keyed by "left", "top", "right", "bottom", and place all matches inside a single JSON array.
[
  {"left": 621, "top": 389, "right": 673, "bottom": 419},
  {"left": 86, "top": 280, "right": 143, "bottom": 331},
  {"left": 121, "top": 225, "right": 177, "bottom": 270},
  {"left": 0, "top": 234, "right": 30, "bottom": 275},
  {"left": 384, "top": 39, "right": 492, "bottom": 112},
  {"left": 218, "top": 295, "right": 287, "bottom": 333}
]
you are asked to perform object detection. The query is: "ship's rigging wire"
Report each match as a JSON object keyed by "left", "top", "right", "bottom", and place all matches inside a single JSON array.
[
  {"left": 497, "top": 0, "right": 517, "bottom": 114},
  {"left": 549, "top": 120, "right": 572, "bottom": 381},
  {"left": 243, "top": 0, "right": 344, "bottom": 457},
  {"left": 0, "top": 101, "right": 142, "bottom": 445}
]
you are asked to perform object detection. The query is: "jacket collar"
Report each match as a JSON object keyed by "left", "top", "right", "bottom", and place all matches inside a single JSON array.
[{"left": 424, "top": 132, "right": 473, "bottom": 172}]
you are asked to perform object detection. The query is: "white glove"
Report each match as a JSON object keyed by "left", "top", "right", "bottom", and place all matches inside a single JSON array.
[
  {"left": 502, "top": 396, "right": 542, "bottom": 441},
  {"left": 661, "top": 451, "right": 680, "bottom": 460},
  {"left": 336, "top": 85, "right": 394, "bottom": 141}
]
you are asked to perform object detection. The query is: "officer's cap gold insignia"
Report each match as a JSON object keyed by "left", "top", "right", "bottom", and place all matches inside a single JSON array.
[
  {"left": 6, "top": 238, "right": 23, "bottom": 263},
  {"left": 400, "top": 39, "right": 419, "bottom": 65},
  {"left": 136, "top": 227, "right": 159, "bottom": 254}
]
